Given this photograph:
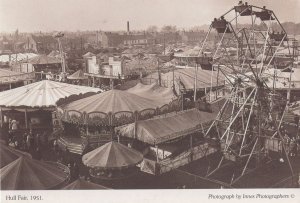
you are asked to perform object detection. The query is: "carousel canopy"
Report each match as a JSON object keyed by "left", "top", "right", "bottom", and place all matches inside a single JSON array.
[
  {"left": 126, "top": 83, "right": 176, "bottom": 106},
  {"left": 0, "top": 68, "right": 34, "bottom": 84},
  {"left": 0, "top": 80, "right": 101, "bottom": 109},
  {"left": 61, "top": 89, "right": 165, "bottom": 114},
  {"left": 82, "top": 141, "right": 143, "bottom": 169},
  {"left": 67, "top": 70, "right": 87, "bottom": 80},
  {"left": 0, "top": 157, "right": 69, "bottom": 190},
  {"left": 0, "top": 144, "right": 31, "bottom": 168},
  {"left": 116, "top": 109, "right": 216, "bottom": 145},
  {"left": 146, "top": 68, "right": 225, "bottom": 90},
  {"left": 63, "top": 179, "right": 108, "bottom": 189}
]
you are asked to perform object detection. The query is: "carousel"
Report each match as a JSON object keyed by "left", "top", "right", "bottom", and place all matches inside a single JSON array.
[
  {"left": 0, "top": 80, "right": 100, "bottom": 143},
  {"left": 0, "top": 142, "right": 70, "bottom": 190},
  {"left": 82, "top": 141, "right": 143, "bottom": 188},
  {"left": 57, "top": 89, "right": 181, "bottom": 155}
]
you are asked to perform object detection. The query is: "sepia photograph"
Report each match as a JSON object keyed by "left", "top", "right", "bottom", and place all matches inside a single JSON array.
[{"left": 0, "top": 0, "right": 299, "bottom": 202}]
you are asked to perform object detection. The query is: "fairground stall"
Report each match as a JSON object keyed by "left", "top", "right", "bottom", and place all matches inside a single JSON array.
[
  {"left": 25, "top": 55, "right": 62, "bottom": 80},
  {"left": 0, "top": 80, "right": 101, "bottom": 144},
  {"left": 115, "top": 108, "right": 219, "bottom": 175},
  {"left": 57, "top": 89, "right": 181, "bottom": 155},
  {"left": 0, "top": 68, "right": 35, "bottom": 91}
]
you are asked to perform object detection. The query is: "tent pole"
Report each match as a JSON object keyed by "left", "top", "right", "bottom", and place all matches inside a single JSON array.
[
  {"left": 0, "top": 107, "right": 3, "bottom": 128},
  {"left": 156, "top": 145, "right": 159, "bottom": 162},
  {"left": 25, "top": 108, "right": 28, "bottom": 129}
]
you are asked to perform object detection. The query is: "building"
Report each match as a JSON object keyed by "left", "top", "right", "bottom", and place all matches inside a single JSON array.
[
  {"left": 154, "top": 32, "right": 181, "bottom": 45},
  {"left": 0, "top": 36, "right": 14, "bottom": 55},
  {"left": 99, "top": 32, "right": 125, "bottom": 48},
  {"left": 123, "top": 33, "right": 155, "bottom": 47},
  {"left": 24, "top": 34, "right": 58, "bottom": 54}
]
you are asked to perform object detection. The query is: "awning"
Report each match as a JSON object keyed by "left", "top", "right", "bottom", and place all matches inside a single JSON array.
[
  {"left": 0, "top": 80, "right": 101, "bottom": 110},
  {"left": 116, "top": 108, "right": 217, "bottom": 145},
  {"left": 82, "top": 141, "right": 143, "bottom": 169}
]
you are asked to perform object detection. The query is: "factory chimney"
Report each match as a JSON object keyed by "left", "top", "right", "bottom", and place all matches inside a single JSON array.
[{"left": 127, "top": 21, "right": 130, "bottom": 33}]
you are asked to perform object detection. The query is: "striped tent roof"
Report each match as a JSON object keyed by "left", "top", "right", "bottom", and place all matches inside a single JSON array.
[
  {"left": 0, "top": 80, "right": 100, "bottom": 109},
  {"left": 61, "top": 89, "right": 164, "bottom": 114},
  {"left": 0, "top": 157, "right": 69, "bottom": 190},
  {"left": 82, "top": 141, "right": 143, "bottom": 169}
]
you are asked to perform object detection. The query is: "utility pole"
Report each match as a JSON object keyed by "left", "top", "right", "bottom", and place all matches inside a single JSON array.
[{"left": 54, "top": 32, "right": 66, "bottom": 81}]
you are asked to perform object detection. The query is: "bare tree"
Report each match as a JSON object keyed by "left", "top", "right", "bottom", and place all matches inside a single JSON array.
[
  {"left": 161, "top": 25, "right": 177, "bottom": 33},
  {"left": 146, "top": 25, "right": 158, "bottom": 33}
]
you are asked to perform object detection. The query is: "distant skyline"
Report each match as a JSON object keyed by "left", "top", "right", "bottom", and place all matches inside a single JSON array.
[{"left": 0, "top": 0, "right": 299, "bottom": 33}]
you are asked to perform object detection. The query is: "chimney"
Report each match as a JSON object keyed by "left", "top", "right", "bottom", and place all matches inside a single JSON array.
[{"left": 127, "top": 21, "right": 130, "bottom": 33}]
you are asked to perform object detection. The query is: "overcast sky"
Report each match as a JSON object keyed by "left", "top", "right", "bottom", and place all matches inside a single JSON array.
[{"left": 0, "top": 0, "right": 299, "bottom": 32}]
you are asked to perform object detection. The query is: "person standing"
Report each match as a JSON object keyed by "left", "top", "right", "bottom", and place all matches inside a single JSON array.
[{"left": 22, "top": 132, "right": 28, "bottom": 151}]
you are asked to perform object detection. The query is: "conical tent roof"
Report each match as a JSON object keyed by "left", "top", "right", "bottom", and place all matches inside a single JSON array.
[
  {"left": 61, "top": 89, "right": 163, "bottom": 114},
  {"left": 0, "top": 157, "right": 69, "bottom": 190},
  {"left": 82, "top": 141, "right": 143, "bottom": 169},
  {"left": 67, "top": 70, "right": 87, "bottom": 80},
  {"left": 0, "top": 80, "right": 100, "bottom": 109},
  {"left": 28, "top": 55, "right": 61, "bottom": 65},
  {"left": 126, "top": 82, "right": 176, "bottom": 106},
  {"left": 63, "top": 179, "right": 108, "bottom": 190},
  {"left": 0, "top": 144, "right": 31, "bottom": 168},
  {"left": 82, "top": 52, "right": 95, "bottom": 58}
]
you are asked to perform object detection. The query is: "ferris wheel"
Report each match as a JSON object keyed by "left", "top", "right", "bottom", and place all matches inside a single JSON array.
[{"left": 197, "top": 1, "right": 296, "bottom": 185}]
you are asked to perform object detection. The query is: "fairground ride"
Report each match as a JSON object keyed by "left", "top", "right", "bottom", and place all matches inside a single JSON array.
[{"left": 197, "top": 1, "right": 299, "bottom": 187}]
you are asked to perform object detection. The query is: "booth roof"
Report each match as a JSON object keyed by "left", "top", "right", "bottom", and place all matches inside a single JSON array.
[
  {"left": 63, "top": 179, "right": 109, "bottom": 189},
  {"left": 0, "top": 80, "right": 100, "bottom": 109},
  {"left": 116, "top": 109, "right": 216, "bottom": 145},
  {"left": 0, "top": 157, "right": 69, "bottom": 190},
  {"left": 82, "top": 141, "right": 143, "bottom": 169},
  {"left": 61, "top": 89, "right": 165, "bottom": 114}
]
